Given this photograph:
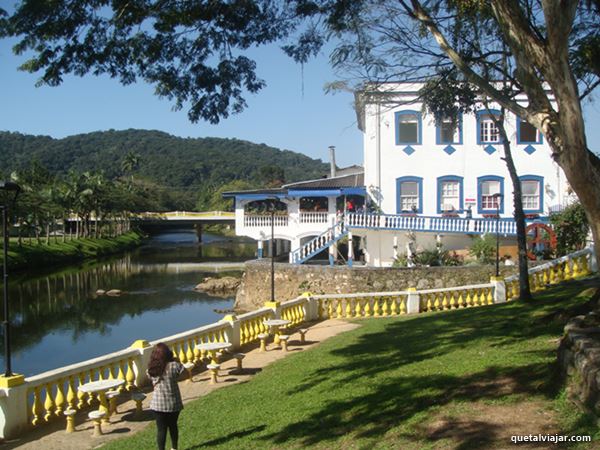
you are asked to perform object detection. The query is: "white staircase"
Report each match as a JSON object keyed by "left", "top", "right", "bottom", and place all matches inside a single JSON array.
[{"left": 289, "top": 221, "right": 347, "bottom": 264}]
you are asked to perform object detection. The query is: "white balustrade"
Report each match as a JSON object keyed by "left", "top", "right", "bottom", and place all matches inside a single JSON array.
[
  {"left": 243, "top": 215, "right": 289, "bottom": 228},
  {"left": 299, "top": 212, "right": 329, "bottom": 224},
  {"left": 347, "top": 213, "right": 532, "bottom": 236}
]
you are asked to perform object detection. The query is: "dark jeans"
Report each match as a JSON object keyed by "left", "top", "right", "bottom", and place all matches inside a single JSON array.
[{"left": 153, "top": 410, "right": 180, "bottom": 450}]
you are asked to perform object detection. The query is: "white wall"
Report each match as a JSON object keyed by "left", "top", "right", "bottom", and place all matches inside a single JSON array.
[{"left": 363, "top": 86, "right": 568, "bottom": 219}]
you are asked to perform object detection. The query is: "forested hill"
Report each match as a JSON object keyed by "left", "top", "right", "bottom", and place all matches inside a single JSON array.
[{"left": 0, "top": 129, "right": 329, "bottom": 187}]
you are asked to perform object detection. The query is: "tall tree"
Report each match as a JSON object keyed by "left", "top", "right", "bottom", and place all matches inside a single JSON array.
[{"left": 0, "top": 1, "right": 297, "bottom": 124}]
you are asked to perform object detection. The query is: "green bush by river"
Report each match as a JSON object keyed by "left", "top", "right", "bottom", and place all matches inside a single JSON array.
[{"left": 1, "top": 231, "right": 146, "bottom": 273}]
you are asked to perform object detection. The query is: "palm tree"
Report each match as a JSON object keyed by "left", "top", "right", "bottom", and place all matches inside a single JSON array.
[{"left": 121, "top": 151, "right": 141, "bottom": 184}]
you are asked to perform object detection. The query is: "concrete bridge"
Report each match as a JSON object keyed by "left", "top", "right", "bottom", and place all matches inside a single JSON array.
[
  {"left": 134, "top": 211, "right": 234, "bottom": 223},
  {"left": 133, "top": 211, "right": 235, "bottom": 241}
]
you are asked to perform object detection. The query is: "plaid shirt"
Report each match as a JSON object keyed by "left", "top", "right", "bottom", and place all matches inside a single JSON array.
[{"left": 148, "top": 361, "right": 185, "bottom": 412}]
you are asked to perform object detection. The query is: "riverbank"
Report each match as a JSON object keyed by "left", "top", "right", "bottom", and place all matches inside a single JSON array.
[{"left": 2, "top": 231, "right": 146, "bottom": 273}]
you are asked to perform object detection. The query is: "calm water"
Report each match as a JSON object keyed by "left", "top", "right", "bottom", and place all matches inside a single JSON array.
[{"left": 0, "top": 230, "right": 255, "bottom": 377}]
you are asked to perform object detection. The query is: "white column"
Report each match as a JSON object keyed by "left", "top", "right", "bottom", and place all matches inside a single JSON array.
[
  {"left": 130, "top": 340, "right": 154, "bottom": 387},
  {"left": 348, "top": 231, "right": 354, "bottom": 267},
  {"left": 406, "top": 288, "right": 420, "bottom": 314},
  {"left": 257, "top": 240, "right": 264, "bottom": 259},
  {"left": 393, "top": 235, "right": 399, "bottom": 260},
  {"left": 220, "top": 315, "right": 241, "bottom": 349},
  {"left": 491, "top": 277, "right": 507, "bottom": 303},
  {"left": 0, "top": 382, "right": 29, "bottom": 439},
  {"left": 303, "top": 294, "right": 320, "bottom": 321}
]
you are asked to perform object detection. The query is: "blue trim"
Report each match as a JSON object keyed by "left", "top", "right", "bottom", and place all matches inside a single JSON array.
[
  {"left": 442, "top": 145, "right": 456, "bottom": 155},
  {"left": 233, "top": 193, "right": 287, "bottom": 200},
  {"left": 483, "top": 145, "right": 497, "bottom": 155},
  {"left": 396, "top": 176, "right": 423, "bottom": 214},
  {"left": 519, "top": 174, "right": 544, "bottom": 214},
  {"left": 517, "top": 118, "right": 543, "bottom": 145},
  {"left": 477, "top": 175, "right": 505, "bottom": 214},
  {"left": 402, "top": 145, "right": 416, "bottom": 155},
  {"left": 435, "top": 114, "right": 463, "bottom": 145},
  {"left": 288, "top": 189, "right": 340, "bottom": 197},
  {"left": 476, "top": 109, "right": 501, "bottom": 145},
  {"left": 340, "top": 187, "right": 366, "bottom": 195},
  {"left": 395, "top": 110, "right": 422, "bottom": 145},
  {"left": 437, "top": 176, "right": 464, "bottom": 214}
]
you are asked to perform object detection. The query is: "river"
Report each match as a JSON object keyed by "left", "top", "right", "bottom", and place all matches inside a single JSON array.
[{"left": 0, "top": 230, "right": 255, "bottom": 377}]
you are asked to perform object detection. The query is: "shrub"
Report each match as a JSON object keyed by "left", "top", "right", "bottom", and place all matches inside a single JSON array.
[
  {"left": 393, "top": 247, "right": 464, "bottom": 267},
  {"left": 469, "top": 234, "right": 496, "bottom": 264},
  {"left": 550, "top": 202, "right": 589, "bottom": 256}
]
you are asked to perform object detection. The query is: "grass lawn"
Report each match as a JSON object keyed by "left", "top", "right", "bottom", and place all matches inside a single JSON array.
[
  {"left": 2, "top": 231, "right": 145, "bottom": 272},
  {"left": 102, "top": 278, "right": 600, "bottom": 450}
]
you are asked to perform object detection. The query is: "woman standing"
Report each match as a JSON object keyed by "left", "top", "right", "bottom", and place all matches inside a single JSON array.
[{"left": 147, "top": 343, "right": 185, "bottom": 450}]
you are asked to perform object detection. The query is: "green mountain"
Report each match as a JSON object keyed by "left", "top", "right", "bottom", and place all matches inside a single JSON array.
[{"left": 0, "top": 129, "right": 328, "bottom": 187}]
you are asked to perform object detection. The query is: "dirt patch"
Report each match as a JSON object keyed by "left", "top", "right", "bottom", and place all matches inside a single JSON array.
[{"left": 421, "top": 401, "right": 560, "bottom": 450}]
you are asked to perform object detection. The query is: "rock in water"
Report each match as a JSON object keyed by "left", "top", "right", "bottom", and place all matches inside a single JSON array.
[
  {"left": 96, "top": 289, "right": 106, "bottom": 296},
  {"left": 106, "top": 289, "right": 123, "bottom": 297},
  {"left": 195, "top": 277, "right": 241, "bottom": 297}
]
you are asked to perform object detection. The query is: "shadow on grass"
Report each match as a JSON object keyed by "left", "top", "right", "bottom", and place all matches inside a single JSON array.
[
  {"left": 256, "top": 278, "right": 599, "bottom": 448},
  {"left": 188, "top": 425, "right": 267, "bottom": 448}
]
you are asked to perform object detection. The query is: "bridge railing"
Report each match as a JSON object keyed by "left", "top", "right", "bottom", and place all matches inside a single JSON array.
[{"left": 0, "top": 247, "right": 595, "bottom": 439}]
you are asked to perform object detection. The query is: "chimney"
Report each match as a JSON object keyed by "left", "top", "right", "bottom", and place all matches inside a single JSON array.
[{"left": 329, "top": 145, "right": 336, "bottom": 178}]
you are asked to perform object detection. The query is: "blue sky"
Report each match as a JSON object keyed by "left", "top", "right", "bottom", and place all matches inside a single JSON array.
[{"left": 1, "top": 37, "right": 600, "bottom": 170}]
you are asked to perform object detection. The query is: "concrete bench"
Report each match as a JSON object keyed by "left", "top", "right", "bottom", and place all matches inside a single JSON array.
[
  {"left": 279, "top": 335, "right": 290, "bottom": 351},
  {"left": 298, "top": 328, "right": 308, "bottom": 343},
  {"left": 183, "top": 362, "right": 195, "bottom": 382},
  {"left": 258, "top": 333, "right": 269, "bottom": 352},
  {"left": 131, "top": 392, "right": 146, "bottom": 417},
  {"left": 233, "top": 353, "right": 245, "bottom": 372},
  {"left": 63, "top": 408, "right": 76, "bottom": 434},
  {"left": 88, "top": 410, "right": 106, "bottom": 437},
  {"left": 207, "top": 363, "right": 220, "bottom": 384}
]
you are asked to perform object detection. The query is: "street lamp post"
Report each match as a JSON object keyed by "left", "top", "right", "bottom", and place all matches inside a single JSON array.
[
  {"left": 492, "top": 193, "right": 503, "bottom": 277},
  {"left": 0, "top": 181, "right": 21, "bottom": 377},
  {"left": 270, "top": 205, "right": 275, "bottom": 302}
]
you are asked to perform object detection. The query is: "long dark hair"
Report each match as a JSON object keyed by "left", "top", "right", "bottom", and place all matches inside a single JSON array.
[{"left": 147, "top": 342, "right": 174, "bottom": 377}]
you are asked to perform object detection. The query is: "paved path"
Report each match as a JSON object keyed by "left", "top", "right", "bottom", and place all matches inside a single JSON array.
[{"left": 3, "top": 319, "right": 359, "bottom": 450}]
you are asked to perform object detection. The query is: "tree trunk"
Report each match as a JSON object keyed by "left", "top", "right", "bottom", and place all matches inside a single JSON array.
[{"left": 497, "top": 115, "right": 532, "bottom": 300}]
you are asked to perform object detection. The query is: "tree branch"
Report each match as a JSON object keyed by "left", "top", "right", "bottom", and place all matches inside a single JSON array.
[{"left": 403, "top": 0, "right": 527, "bottom": 118}]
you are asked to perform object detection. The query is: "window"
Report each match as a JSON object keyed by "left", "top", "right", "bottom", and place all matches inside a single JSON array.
[
  {"left": 395, "top": 111, "right": 421, "bottom": 145},
  {"left": 517, "top": 119, "right": 542, "bottom": 144},
  {"left": 519, "top": 175, "right": 543, "bottom": 213},
  {"left": 396, "top": 176, "right": 423, "bottom": 213},
  {"left": 476, "top": 110, "right": 501, "bottom": 144},
  {"left": 477, "top": 175, "right": 504, "bottom": 214},
  {"left": 437, "top": 176, "right": 464, "bottom": 213},
  {"left": 436, "top": 115, "right": 462, "bottom": 145}
]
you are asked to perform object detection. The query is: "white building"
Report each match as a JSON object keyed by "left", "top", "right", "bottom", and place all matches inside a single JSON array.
[{"left": 226, "top": 83, "right": 570, "bottom": 267}]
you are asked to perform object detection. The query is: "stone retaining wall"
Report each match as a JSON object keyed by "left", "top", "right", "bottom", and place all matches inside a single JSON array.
[
  {"left": 558, "top": 289, "right": 600, "bottom": 416},
  {"left": 235, "top": 260, "right": 518, "bottom": 310}
]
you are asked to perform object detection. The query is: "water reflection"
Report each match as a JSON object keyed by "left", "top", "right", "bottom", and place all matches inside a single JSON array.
[{"left": 0, "top": 230, "right": 255, "bottom": 376}]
